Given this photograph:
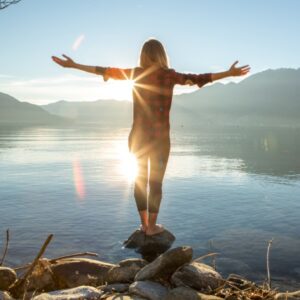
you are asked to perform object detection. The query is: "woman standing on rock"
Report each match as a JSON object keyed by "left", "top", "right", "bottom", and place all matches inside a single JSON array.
[{"left": 52, "top": 38, "right": 250, "bottom": 236}]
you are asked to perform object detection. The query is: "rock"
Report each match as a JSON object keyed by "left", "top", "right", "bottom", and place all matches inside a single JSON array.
[
  {"left": 27, "top": 258, "right": 57, "bottom": 292},
  {"left": 107, "top": 258, "right": 148, "bottom": 283},
  {"left": 171, "top": 261, "right": 223, "bottom": 292},
  {"left": 129, "top": 280, "right": 168, "bottom": 300},
  {"left": 100, "top": 283, "right": 130, "bottom": 293},
  {"left": 50, "top": 258, "right": 115, "bottom": 289},
  {"left": 0, "top": 267, "right": 17, "bottom": 291},
  {"left": 123, "top": 229, "right": 175, "bottom": 261},
  {"left": 135, "top": 246, "right": 193, "bottom": 281},
  {"left": 165, "top": 286, "right": 223, "bottom": 300},
  {"left": 106, "top": 295, "right": 146, "bottom": 300},
  {"left": 275, "top": 291, "right": 300, "bottom": 300},
  {"left": 0, "top": 291, "right": 15, "bottom": 300},
  {"left": 32, "top": 286, "right": 103, "bottom": 300}
]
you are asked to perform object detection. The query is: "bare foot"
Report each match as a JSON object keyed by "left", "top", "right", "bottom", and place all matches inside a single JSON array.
[
  {"left": 145, "top": 224, "right": 165, "bottom": 236},
  {"left": 139, "top": 224, "right": 147, "bottom": 232}
]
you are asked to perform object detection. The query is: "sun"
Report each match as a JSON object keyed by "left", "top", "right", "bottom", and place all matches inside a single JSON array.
[{"left": 108, "top": 79, "right": 135, "bottom": 101}]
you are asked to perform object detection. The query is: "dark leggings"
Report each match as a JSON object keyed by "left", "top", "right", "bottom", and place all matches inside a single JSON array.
[{"left": 129, "top": 132, "right": 170, "bottom": 213}]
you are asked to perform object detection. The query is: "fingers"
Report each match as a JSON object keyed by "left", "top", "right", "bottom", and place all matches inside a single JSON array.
[
  {"left": 62, "top": 54, "right": 71, "bottom": 60},
  {"left": 51, "top": 56, "right": 60, "bottom": 62},
  {"left": 51, "top": 56, "right": 62, "bottom": 64},
  {"left": 241, "top": 68, "right": 250, "bottom": 75},
  {"left": 239, "top": 64, "right": 250, "bottom": 69},
  {"left": 231, "top": 60, "right": 239, "bottom": 68}
]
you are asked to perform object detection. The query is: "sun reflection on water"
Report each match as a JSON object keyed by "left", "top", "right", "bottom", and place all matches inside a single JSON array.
[{"left": 115, "top": 142, "right": 138, "bottom": 183}]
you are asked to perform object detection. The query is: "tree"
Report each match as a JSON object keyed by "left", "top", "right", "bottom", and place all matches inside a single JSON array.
[{"left": 0, "top": 0, "right": 22, "bottom": 10}]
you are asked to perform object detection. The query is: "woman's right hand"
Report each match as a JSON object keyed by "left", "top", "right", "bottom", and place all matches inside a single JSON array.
[{"left": 51, "top": 54, "right": 76, "bottom": 68}]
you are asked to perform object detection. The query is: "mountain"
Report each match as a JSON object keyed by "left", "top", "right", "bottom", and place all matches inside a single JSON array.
[
  {"left": 172, "top": 68, "right": 300, "bottom": 126},
  {"left": 42, "top": 99, "right": 132, "bottom": 126},
  {"left": 1, "top": 68, "right": 299, "bottom": 127},
  {"left": 0, "top": 92, "right": 67, "bottom": 126},
  {"left": 41, "top": 68, "right": 300, "bottom": 127}
]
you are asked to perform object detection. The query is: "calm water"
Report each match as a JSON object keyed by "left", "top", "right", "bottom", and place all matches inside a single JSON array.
[{"left": 0, "top": 125, "right": 300, "bottom": 290}]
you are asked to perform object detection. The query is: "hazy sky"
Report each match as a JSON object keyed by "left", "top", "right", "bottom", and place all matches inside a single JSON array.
[{"left": 0, "top": 0, "right": 299, "bottom": 104}]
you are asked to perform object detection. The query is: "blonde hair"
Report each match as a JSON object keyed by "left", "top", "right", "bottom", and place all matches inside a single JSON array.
[{"left": 139, "top": 38, "right": 169, "bottom": 69}]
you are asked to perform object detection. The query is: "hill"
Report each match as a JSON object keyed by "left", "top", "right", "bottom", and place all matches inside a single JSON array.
[
  {"left": 0, "top": 92, "right": 68, "bottom": 126},
  {"left": 2, "top": 68, "right": 299, "bottom": 128},
  {"left": 41, "top": 68, "right": 300, "bottom": 128}
]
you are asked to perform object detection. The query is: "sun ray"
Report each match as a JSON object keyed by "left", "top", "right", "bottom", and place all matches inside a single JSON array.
[
  {"left": 134, "top": 65, "right": 159, "bottom": 82},
  {"left": 135, "top": 82, "right": 169, "bottom": 95},
  {"left": 132, "top": 86, "right": 152, "bottom": 118}
]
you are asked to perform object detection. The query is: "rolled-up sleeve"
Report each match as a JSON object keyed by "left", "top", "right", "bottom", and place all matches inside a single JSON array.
[{"left": 171, "top": 70, "right": 212, "bottom": 88}]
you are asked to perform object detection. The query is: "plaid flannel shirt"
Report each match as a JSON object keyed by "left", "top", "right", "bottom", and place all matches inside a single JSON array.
[{"left": 95, "top": 66, "right": 212, "bottom": 139}]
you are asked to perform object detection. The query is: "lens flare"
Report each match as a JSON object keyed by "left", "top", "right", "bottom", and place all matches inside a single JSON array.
[
  {"left": 72, "top": 158, "right": 85, "bottom": 200},
  {"left": 72, "top": 34, "right": 85, "bottom": 51}
]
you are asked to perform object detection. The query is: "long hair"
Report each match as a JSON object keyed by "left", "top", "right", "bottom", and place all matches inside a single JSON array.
[{"left": 139, "top": 38, "right": 170, "bottom": 69}]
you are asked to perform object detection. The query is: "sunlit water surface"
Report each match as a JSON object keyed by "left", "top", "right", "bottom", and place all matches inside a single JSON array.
[{"left": 0, "top": 125, "right": 300, "bottom": 290}]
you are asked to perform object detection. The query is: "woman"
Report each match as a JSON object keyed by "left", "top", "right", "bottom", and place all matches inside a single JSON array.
[{"left": 52, "top": 38, "right": 250, "bottom": 236}]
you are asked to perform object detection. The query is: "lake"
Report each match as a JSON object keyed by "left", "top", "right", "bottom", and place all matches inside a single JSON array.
[{"left": 0, "top": 125, "right": 299, "bottom": 290}]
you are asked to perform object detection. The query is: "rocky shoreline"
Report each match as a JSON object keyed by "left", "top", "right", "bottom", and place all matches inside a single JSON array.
[{"left": 0, "top": 229, "right": 299, "bottom": 300}]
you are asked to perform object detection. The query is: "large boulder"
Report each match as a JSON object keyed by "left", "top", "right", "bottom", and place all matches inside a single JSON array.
[
  {"left": 32, "top": 286, "right": 103, "bottom": 300},
  {"left": 50, "top": 258, "right": 115, "bottom": 289},
  {"left": 0, "top": 267, "right": 17, "bottom": 291},
  {"left": 165, "top": 286, "right": 223, "bottom": 300},
  {"left": 135, "top": 246, "right": 193, "bottom": 281},
  {"left": 129, "top": 280, "right": 169, "bottom": 300},
  {"left": 107, "top": 258, "right": 148, "bottom": 283},
  {"left": 171, "top": 261, "right": 223, "bottom": 292},
  {"left": 124, "top": 229, "right": 175, "bottom": 261}
]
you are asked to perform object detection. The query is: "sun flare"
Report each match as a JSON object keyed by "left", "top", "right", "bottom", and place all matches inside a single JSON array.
[{"left": 109, "top": 79, "right": 135, "bottom": 101}]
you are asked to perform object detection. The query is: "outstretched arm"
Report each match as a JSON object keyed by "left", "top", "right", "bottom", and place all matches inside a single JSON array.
[
  {"left": 211, "top": 61, "right": 250, "bottom": 81},
  {"left": 51, "top": 54, "right": 137, "bottom": 80},
  {"left": 51, "top": 54, "right": 102, "bottom": 75}
]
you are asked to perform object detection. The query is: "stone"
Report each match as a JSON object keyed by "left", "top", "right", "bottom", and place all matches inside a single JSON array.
[
  {"left": 100, "top": 283, "right": 130, "bottom": 293},
  {"left": 106, "top": 295, "right": 146, "bottom": 300},
  {"left": 27, "top": 258, "right": 57, "bottom": 292},
  {"left": 129, "top": 280, "right": 168, "bottom": 300},
  {"left": 50, "top": 258, "right": 115, "bottom": 289},
  {"left": 0, "top": 267, "right": 17, "bottom": 291},
  {"left": 107, "top": 258, "right": 148, "bottom": 283},
  {"left": 32, "top": 286, "right": 103, "bottom": 300},
  {"left": 165, "top": 286, "right": 223, "bottom": 300},
  {"left": 171, "top": 261, "right": 223, "bottom": 292},
  {"left": 275, "top": 291, "right": 300, "bottom": 300},
  {"left": 135, "top": 246, "right": 193, "bottom": 281},
  {"left": 0, "top": 291, "right": 15, "bottom": 300},
  {"left": 123, "top": 229, "right": 175, "bottom": 261}
]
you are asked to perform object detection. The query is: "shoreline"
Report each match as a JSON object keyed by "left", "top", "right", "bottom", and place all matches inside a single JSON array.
[{"left": 1, "top": 232, "right": 300, "bottom": 299}]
